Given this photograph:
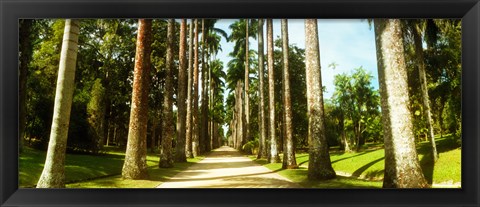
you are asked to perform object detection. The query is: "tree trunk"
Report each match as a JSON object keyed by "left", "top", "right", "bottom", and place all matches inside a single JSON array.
[
  {"left": 121, "top": 19, "right": 152, "bottom": 179},
  {"left": 257, "top": 19, "right": 267, "bottom": 159},
  {"left": 304, "top": 19, "right": 336, "bottom": 180},
  {"left": 175, "top": 19, "right": 188, "bottom": 163},
  {"left": 185, "top": 19, "right": 195, "bottom": 158},
  {"left": 267, "top": 19, "right": 280, "bottom": 163},
  {"left": 281, "top": 19, "right": 298, "bottom": 169},
  {"left": 19, "top": 19, "right": 33, "bottom": 153},
  {"left": 374, "top": 19, "right": 429, "bottom": 188},
  {"left": 37, "top": 19, "right": 80, "bottom": 188},
  {"left": 159, "top": 19, "right": 175, "bottom": 168},
  {"left": 192, "top": 19, "right": 200, "bottom": 157},
  {"left": 235, "top": 80, "right": 244, "bottom": 150},
  {"left": 412, "top": 25, "right": 439, "bottom": 162},
  {"left": 200, "top": 19, "right": 209, "bottom": 154},
  {"left": 245, "top": 19, "right": 250, "bottom": 147}
]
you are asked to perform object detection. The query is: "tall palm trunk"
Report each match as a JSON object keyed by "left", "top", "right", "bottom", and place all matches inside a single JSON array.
[
  {"left": 185, "top": 19, "right": 195, "bottom": 158},
  {"left": 200, "top": 19, "right": 209, "bottom": 154},
  {"left": 37, "top": 19, "right": 80, "bottom": 188},
  {"left": 235, "top": 80, "right": 244, "bottom": 150},
  {"left": 245, "top": 19, "right": 250, "bottom": 147},
  {"left": 304, "top": 19, "right": 336, "bottom": 180},
  {"left": 374, "top": 19, "right": 429, "bottom": 188},
  {"left": 281, "top": 19, "right": 298, "bottom": 169},
  {"left": 257, "top": 19, "right": 267, "bottom": 159},
  {"left": 267, "top": 19, "right": 280, "bottom": 163},
  {"left": 175, "top": 19, "right": 188, "bottom": 163},
  {"left": 192, "top": 19, "right": 200, "bottom": 157},
  {"left": 159, "top": 19, "right": 175, "bottom": 168},
  {"left": 412, "top": 25, "right": 439, "bottom": 162}
]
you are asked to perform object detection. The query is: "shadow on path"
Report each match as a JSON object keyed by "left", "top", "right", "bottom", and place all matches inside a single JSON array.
[{"left": 156, "top": 146, "right": 301, "bottom": 188}]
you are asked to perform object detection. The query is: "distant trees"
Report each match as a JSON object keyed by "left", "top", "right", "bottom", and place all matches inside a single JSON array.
[{"left": 37, "top": 19, "right": 80, "bottom": 188}]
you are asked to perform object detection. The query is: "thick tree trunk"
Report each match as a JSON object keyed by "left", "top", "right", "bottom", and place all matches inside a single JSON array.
[
  {"left": 257, "top": 19, "right": 267, "bottom": 159},
  {"left": 159, "top": 19, "right": 175, "bottom": 168},
  {"left": 192, "top": 19, "right": 200, "bottom": 157},
  {"left": 374, "top": 19, "right": 429, "bottom": 188},
  {"left": 37, "top": 19, "right": 80, "bottom": 188},
  {"left": 121, "top": 19, "right": 152, "bottom": 179},
  {"left": 175, "top": 19, "right": 188, "bottom": 163},
  {"left": 200, "top": 19, "right": 209, "bottom": 154},
  {"left": 19, "top": 19, "right": 33, "bottom": 153},
  {"left": 412, "top": 25, "right": 439, "bottom": 162},
  {"left": 304, "top": 19, "right": 336, "bottom": 180},
  {"left": 185, "top": 19, "right": 195, "bottom": 158},
  {"left": 267, "top": 19, "right": 280, "bottom": 163},
  {"left": 281, "top": 19, "right": 298, "bottom": 169}
]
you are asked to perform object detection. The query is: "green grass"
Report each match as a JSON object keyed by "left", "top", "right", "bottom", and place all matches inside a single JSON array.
[
  {"left": 251, "top": 135, "right": 461, "bottom": 188},
  {"left": 19, "top": 146, "right": 203, "bottom": 188},
  {"left": 66, "top": 157, "right": 203, "bottom": 188}
]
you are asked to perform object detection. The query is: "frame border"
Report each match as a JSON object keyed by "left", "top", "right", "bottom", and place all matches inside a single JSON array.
[{"left": 1, "top": 0, "right": 479, "bottom": 206}]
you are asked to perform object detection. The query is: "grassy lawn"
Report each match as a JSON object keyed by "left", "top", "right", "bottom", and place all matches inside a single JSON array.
[
  {"left": 251, "top": 135, "right": 461, "bottom": 188},
  {"left": 19, "top": 146, "right": 203, "bottom": 188}
]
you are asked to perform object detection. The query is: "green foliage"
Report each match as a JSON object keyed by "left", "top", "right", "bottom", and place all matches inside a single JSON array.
[
  {"left": 87, "top": 79, "right": 106, "bottom": 153},
  {"left": 242, "top": 139, "right": 259, "bottom": 155}
]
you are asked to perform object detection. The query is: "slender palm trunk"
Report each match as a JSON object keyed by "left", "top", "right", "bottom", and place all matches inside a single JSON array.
[
  {"left": 257, "top": 19, "right": 267, "bottom": 159},
  {"left": 267, "top": 19, "right": 280, "bottom": 163},
  {"left": 37, "top": 19, "right": 80, "bottom": 188},
  {"left": 192, "top": 19, "right": 200, "bottom": 157},
  {"left": 412, "top": 25, "right": 439, "bottom": 162},
  {"left": 245, "top": 19, "right": 250, "bottom": 147},
  {"left": 185, "top": 19, "right": 195, "bottom": 158},
  {"left": 159, "top": 19, "right": 175, "bottom": 168},
  {"left": 281, "top": 19, "right": 298, "bottom": 169},
  {"left": 304, "top": 19, "right": 336, "bottom": 180},
  {"left": 374, "top": 19, "right": 429, "bottom": 188},
  {"left": 175, "top": 19, "right": 188, "bottom": 163}
]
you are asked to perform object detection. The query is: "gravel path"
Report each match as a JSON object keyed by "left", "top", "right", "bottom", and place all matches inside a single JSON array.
[{"left": 156, "top": 146, "right": 302, "bottom": 188}]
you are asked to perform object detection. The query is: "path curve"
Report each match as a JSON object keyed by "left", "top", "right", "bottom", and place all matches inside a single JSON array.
[{"left": 156, "top": 146, "right": 302, "bottom": 188}]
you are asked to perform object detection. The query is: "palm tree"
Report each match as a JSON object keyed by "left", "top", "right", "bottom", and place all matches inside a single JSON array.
[
  {"left": 406, "top": 20, "right": 439, "bottom": 162},
  {"left": 185, "top": 19, "right": 195, "bottom": 158},
  {"left": 304, "top": 19, "right": 336, "bottom": 180},
  {"left": 244, "top": 19, "right": 250, "bottom": 148},
  {"left": 159, "top": 19, "right": 175, "bottom": 168},
  {"left": 267, "top": 19, "right": 280, "bottom": 163},
  {"left": 121, "top": 19, "right": 152, "bottom": 179},
  {"left": 37, "top": 19, "right": 81, "bottom": 187},
  {"left": 374, "top": 19, "right": 429, "bottom": 188},
  {"left": 192, "top": 19, "right": 200, "bottom": 157},
  {"left": 281, "top": 19, "right": 297, "bottom": 169},
  {"left": 257, "top": 19, "right": 267, "bottom": 159},
  {"left": 175, "top": 19, "right": 187, "bottom": 163}
]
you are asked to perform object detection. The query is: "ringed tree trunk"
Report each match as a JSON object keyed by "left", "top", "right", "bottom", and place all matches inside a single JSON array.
[
  {"left": 175, "top": 19, "right": 188, "bottom": 163},
  {"left": 257, "top": 19, "right": 267, "bottom": 159},
  {"left": 235, "top": 80, "right": 244, "bottom": 150},
  {"left": 412, "top": 25, "right": 439, "bottom": 162},
  {"left": 281, "top": 19, "right": 298, "bottom": 169},
  {"left": 266, "top": 19, "right": 280, "bottom": 163},
  {"left": 192, "top": 19, "right": 200, "bottom": 157},
  {"left": 200, "top": 19, "right": 208, "bottom": 154},
  {"left": 185, "top": 19, "right": 195, "bottom": 158},
  {"left": 304, "top": 19, "right": 336, "bottom": 180},
  {"left": 37, "top": 19, "right": 80, "bottom": 188},
  {"left": 121, "top": 19, "right": 152, "bottom": 179},
  {"left": 159, "top": 19, "right": 175, "bottom": 168},
  {"left": 374, "top": 19, "right": 429, "bottom": 188}
]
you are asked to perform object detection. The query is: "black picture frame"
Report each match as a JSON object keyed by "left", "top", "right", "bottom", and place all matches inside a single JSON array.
[{"left": 1, "top": 0, "right": 479, "bottom": 206}]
